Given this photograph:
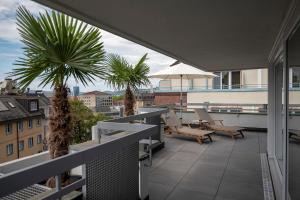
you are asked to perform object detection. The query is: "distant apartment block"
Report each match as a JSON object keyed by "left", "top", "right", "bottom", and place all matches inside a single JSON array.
[
  {"left": 73, "top": 86, "right": 80, "bottom": 97},
  {"left": 135, "top": 90, "right": 154, "bottom": 108},
  {"left": 155, "top": 68, "right": 300, "bottom": 108},
  {"left": 78, "top": 91, "right": 112, "bottom": 112},
  {"left": 0, "top": 96, "right": 44, "bottom": 164}
]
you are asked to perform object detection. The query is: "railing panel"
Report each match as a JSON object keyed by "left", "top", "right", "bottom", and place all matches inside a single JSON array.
[{"left": 0, "top": 122, "right": 158, "bottom": 199}]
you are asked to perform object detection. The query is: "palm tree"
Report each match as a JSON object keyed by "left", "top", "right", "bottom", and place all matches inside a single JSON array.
[
  {"left": 105, "top": 54, "right": 150, "bottom": 116},
  {"left": 12, "top": 6, "right": 105, "bottom": 186}
]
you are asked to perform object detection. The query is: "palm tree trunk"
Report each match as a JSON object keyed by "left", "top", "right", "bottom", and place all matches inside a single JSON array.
[
  {"left": 124, "top": 86, "right": 135, "bottom": 116},
  {"left": 47, "top": 85, "right": 72, "bottom": 187}
]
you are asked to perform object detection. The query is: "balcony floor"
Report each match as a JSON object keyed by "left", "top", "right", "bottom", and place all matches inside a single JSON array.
[{"left": 149, "top": 131, "right": 267, "bottom": 200}]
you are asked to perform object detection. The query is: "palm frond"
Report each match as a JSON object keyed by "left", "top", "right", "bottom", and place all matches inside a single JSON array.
[
  {"left": 104, "top": 53, "right": 150, "bottom": 91},
  {"left": 10, "top": 6, "right": 106, "bottom": 89}
]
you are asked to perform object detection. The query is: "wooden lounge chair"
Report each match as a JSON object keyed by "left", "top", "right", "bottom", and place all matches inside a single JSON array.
[
  {"left": 194, "top": 108, "right": 245, "bottom": 139},
  {"left": 289, "top": 129, "right": 300, "bottom": 140},
  {"left": 162, "top": 110, "right": 214, "bottom": 144}
]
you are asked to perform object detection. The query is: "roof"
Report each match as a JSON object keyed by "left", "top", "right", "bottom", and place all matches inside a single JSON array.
[
  {"left": 25, "top": 93, "right": 51, "bottom": 107},
  {"left": 34, "top": 0, "right": 291, "bottom": 71},
  {"left": 0, "top": 96, "right": 44, "bottom": 122},
  {"left": 81, "top": 91, "right": 110, "bottom": 96}
]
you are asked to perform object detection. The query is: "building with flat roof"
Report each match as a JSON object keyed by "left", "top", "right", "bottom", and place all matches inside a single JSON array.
[{"left": 78, "top": 91, "right": 112, "bottom": 112}]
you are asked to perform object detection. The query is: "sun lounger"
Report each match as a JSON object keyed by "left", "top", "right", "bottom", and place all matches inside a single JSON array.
[
  {"left": 194, "top": 108, "right": 245, "bottom": 139},
  {"left": 162, "top": 110, "right": 214, "bottom": 144}
]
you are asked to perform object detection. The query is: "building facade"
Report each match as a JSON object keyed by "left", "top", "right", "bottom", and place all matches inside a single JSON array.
[
  {"left": 78, "top": 91, "right": 113, "bottom": 112},
  {"left": 73, "top": 86, "right": 80, "bottom": 97},
  {"left": 135, "top": 90, "right": 155, "bottom": 109},
  {"left": 0, "top": 96, "right": 44, "bottom": 164},
  {"left": 155, "top": 68, "right": 300, "bottom": 110}
]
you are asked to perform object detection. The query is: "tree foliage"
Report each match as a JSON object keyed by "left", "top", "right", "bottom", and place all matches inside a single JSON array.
[{"left": 70, "top": 99, "right": 110, "bottom": 144}]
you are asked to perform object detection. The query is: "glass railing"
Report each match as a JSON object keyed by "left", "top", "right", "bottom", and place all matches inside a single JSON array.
[{"left": 154, "top": 84, "right": 269, "bottom": 92}]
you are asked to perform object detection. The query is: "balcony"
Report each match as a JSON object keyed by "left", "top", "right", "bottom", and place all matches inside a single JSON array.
[
  {"left": 0, "top": 108, "right": 273, "bottom": 200},
  {"left": 149, "top": 131, "right": 266, "bottom": 200},
  {"left": 154, "top": 84, "right": 300, "bottom": 93}
]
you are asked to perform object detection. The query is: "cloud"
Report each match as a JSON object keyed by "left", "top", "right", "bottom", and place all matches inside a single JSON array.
[{"left": 0, "top": 0, "right": 175, "bottom": 91}]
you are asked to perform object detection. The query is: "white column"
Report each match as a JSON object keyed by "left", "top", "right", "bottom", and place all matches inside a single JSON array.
[
  {"left": 228, "top": 71, "right": 232, "bottom": 89},
  {"left": 257, "top": 69, "right": 262, "bottom": 88},
  {"left": 289, "top": 68, "right": 293, "bottom": 88}
]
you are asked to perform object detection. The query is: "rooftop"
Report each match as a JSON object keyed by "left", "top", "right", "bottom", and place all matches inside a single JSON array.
[
  {"left": 0, "top": 95, "right": 43, "bottom": 122},
  {"left": 81, "top": 90, "right": 111, "bottom": 96}
]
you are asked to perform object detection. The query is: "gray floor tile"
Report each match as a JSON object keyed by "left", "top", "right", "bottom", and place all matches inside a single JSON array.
[
  {"left": 149, "top": 182, "right": 173, "bottom": 200},
  {"left": 166, "top": 186, "right": 214, "bottom": 200},
  {"left": 149, "top": 132, "right": 267, "bottom": 200},
  {"left": 216, "top": 181, "right": 264, "bottom": 200}
]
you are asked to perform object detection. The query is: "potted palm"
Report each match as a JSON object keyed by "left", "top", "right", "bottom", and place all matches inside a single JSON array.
[
  {"left": 12, "top": 6, "right": 105, "bottom": 186},
  {"left": 105, "top": 54, "right": 150, "bottom": 116}
]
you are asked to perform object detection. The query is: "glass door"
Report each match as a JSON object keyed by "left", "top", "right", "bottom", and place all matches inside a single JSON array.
[
  {"left": 275, "top": 60, "right": 286, "bottom": 172},
  {"left": 287, "top": 23, "right": 300, "bottom": 200}
]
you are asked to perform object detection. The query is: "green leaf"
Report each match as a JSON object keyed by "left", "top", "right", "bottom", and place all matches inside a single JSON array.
[{"left": 10, "top": 6, "right": 106, "bottom": 89}]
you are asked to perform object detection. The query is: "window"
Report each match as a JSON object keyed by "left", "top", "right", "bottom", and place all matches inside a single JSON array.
[
  {"left": 222, "top": 72, "right": 229, "bottom": 89},
  {"left": 292, "top": 67, "right": 300, "bottom": 88},
  {"left": 28, "top": 119, "right": 32, "bottom": 129},
  {"left": 232, "top": 71, "right": 241, "bottom": 89},
  {"left": 18, "top": 121, "right": 23, "bottom": 132},
  {"left": 213, "top": 72, "right": 221, "bottom": 89},
  {"left": 213, "top": 71, "right": 240, "bottom": 89},
  {"left": 28, "top": 137, "right": 34, "bottom": 148},
  {"left": 37, "top": 134, "right": 42, "bottom": 144},
  {"left": 5, "top": 123, "right": 12, "bottom": 135},
  {"left": 30, "top": 101, "right": 38, "bottom": 111},
  {"left": 6, "top": 144, "right": 13, "bottom": 156},
  {"left": 36, "top": 119, "right": 41, "bottom": 127},
  {"left": 19, "top": 140, "right": 24, "bottom": 151}
]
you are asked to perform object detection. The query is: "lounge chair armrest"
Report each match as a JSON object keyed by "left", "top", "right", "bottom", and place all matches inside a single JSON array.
[{"left": 212, "top": 120, "right": 224, "bottom": 125}]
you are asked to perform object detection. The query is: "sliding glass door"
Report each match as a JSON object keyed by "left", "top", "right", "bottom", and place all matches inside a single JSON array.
[
  {"left": 275, "top": 61, "right": 285, "bottom": 172},
  {"left": 287, "top": 23, "right": 300, "bottom": 200}
]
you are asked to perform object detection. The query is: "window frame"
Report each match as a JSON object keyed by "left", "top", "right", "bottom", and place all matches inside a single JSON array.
[
  {"left": 36, "top": 119, "right": 41, "bottom": 127},
  {"left": 19, "top": 140, "right": 24, "bottom": 151},
  {"left": 29, "top": 100, "right": 38, "bottom": 111},
  {"left": 28, "top": 137, "right": 34, "bottom": 148},
  {"left": 17, "top": 121, "right": 23, "bottom": 133},
  {"left": 5, "top": 123, "right": 12, "bottom": 135},
  {"left": 28, "top": 119, "right": 33, "bottom": 129},
  {"left": 37, "top": 134, "right": 42, "bottom": 144},
  {"left": 6, "top": 144, "right": 13, "bottom": 156}
]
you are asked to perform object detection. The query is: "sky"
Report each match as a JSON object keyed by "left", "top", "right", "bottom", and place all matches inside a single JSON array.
[{"left": 0, "top": 0, "right": 175, "bottom": 92}]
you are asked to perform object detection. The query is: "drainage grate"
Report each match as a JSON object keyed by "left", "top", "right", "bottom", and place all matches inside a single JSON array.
[{"left": 261, "top": 153, "right": 275, "bottom": 200}]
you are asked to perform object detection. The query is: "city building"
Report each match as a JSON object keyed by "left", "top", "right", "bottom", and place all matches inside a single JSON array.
[
  {"left": 0, "top": 96, "right": 44, "bottom": 163},
  {"left": 0, "top": 79, "right": 20, "bottom": 95},
  {"left": 78, "top": 91, "right": 112, "bottom": 112},
  {"left": 73, "top": 86, "right": 80, "bottom": 97},
  {"left": 135, "top": 90, "right": 154, "bottom": 109},
  {"left": 154, "top": 92, "right": 187, "bottom": 106}
]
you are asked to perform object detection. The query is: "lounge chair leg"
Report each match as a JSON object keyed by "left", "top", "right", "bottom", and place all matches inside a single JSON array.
[
  {"left": 240, "top": 130, "right": 245, "bottom": 138},
  {"left": 197, "top": 137, "right": 203, "bottom": 144},
  {"left": 231, "top": 134, "right": 236, "bottom": 139},
  {"left": 208, "top": 135, "right": 213, "bottom": 142}
]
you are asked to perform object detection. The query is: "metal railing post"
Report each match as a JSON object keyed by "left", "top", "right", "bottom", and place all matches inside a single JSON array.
[{"left": 55, "top": 174, "right": 61, "bottom": 200}]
